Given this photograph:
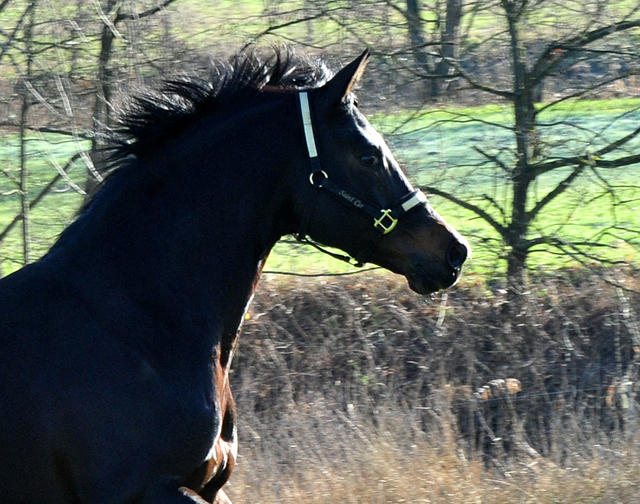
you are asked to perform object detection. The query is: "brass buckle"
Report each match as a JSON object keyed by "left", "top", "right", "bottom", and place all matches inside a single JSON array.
[{"left": 374, "top": 209, "right": 398, "bottom": 234}]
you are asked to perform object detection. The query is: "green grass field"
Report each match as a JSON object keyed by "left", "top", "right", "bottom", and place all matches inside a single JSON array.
[
  {"left": 0, "top": 134, "right": 87, "bottom": 272},
  {"left": 1, "top": 99, "right": 638, "bottom": 279}
]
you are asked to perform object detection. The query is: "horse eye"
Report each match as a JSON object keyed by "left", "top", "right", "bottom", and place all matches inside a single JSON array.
[{"left": 361, "top": 155, "right": 379, "bottom": 167}]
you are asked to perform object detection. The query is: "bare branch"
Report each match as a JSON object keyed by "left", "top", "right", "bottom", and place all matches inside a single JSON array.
[
  {"left": 421, "top": 185, "right": 507, "bottom": 239},
  {"left": 537, "top": 70, "right": 640, "bottom": 116},
  {"left": 593, "top": 123, "right": 640, "bottom": 159},
  {"left": 474, "top": 146, "right": 511, "bottom": 174},
  {"left": 450, "top": 59, "right": 513, "bottom": 99},
  {"left": 532, "top": 237, "right": 631, "bottom": 268},
  {"left": 530, "top": 18, "right": 640, "bottom": 84},
  {"left": 0, "top": 3, "right": 34, "bottom": 64},
  {"left": 532, "top": 124, "right": 640, "bottom": 177},
  {"left": 526, "top": 164, "right": 586, "bottom": 223},
  {"left": 0, "top": 153, "right": 85, "bottom": 243},
  {"left": 482, "top": 194, "right": 507, "bottom": 220},
  {"left": 114, "top": 0, "right": 180, "bottom": 22},
  {"left": 249, "top": 9, "right": 342, "bottom": 47}
]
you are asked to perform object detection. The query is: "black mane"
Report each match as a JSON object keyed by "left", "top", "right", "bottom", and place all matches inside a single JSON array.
[{"left": 109, "top": 47, "right": 332, "bottom": 165}]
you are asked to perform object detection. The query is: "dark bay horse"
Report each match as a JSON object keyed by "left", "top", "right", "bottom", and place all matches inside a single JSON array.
[{"left": 0, "top": 48, "right": 469, "bottom": 503}]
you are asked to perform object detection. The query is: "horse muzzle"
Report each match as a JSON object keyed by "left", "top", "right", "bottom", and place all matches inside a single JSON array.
[
  {"left": 373, "top": 209, "right": 471, "bottom": 295},
  {"left": 415, "top": 236, "right": 469, "bottom": 290}
]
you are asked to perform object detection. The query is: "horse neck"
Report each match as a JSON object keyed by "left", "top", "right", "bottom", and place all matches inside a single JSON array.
[{"left": 51, "top": 95, "right": 301, "bottom": 371}]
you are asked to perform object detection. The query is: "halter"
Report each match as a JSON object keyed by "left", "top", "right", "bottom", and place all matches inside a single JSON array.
[{"left": 295, "top": 91, "right": 428, "bottom": 265}]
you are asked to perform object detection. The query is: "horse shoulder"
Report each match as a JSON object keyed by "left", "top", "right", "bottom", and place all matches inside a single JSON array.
[{"left": 0, "top": 262, "right": 221, "bottom": 497}]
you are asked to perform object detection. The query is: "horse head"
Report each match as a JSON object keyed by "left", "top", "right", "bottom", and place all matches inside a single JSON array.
[{"left": 293, "top": 51, "right": 470, "bottom": 295}]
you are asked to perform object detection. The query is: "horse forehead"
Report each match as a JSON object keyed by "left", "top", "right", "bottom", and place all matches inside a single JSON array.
[
  {"left": 356, "top": 114, "right": 402, "bottom": 164},
  {"left": 337, "top": 109, "right": 379, "bottom": 148},
  {"left": 348, "top": 111, "right": 412, "bottom": 189},
  {"left": 332, "top": 106, "right": 407, "bottom": 177},
  {"left": 360, "top": 117, "right": 384, "bottom": 145}
]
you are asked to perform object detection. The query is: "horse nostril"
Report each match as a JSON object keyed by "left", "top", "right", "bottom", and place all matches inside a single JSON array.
[{"left": 447, "top": 240, "right": 468, "bottom": 270}]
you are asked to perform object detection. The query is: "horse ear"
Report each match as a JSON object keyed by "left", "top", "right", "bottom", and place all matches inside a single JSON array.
[{"left": 320, "top": 50, "right": 370, "bottom": 104}]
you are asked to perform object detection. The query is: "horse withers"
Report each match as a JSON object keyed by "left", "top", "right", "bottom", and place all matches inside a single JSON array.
[{"left": 0, "top": 48, "right": 469, "bottom": 503}]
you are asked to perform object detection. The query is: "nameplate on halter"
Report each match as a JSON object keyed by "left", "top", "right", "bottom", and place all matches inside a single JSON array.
[{"left": 338, "top": 190, "right": 365, "bottom": 209}]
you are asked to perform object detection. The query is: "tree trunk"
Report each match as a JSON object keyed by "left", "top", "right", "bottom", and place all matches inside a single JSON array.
[
  {"left": 405, "top": 0, "right": 435, "bottom": 99},
  {"left": 506, "top": 244, "right": 529, "bottom": 297},
  {"left": 19, "top": 0, "right": 37, "bottom": 265},
  {"left": 19, "top": 93, "right": 30, "bottom": 265},
  {"left": 503, "top": 0, "right": 537, "bottom": 299},
  {"left": 86, "top": 0, "right": 119, "bottom": 198},
  {"left": 434, "top": 0, "right": 463, "bottom": 95}
]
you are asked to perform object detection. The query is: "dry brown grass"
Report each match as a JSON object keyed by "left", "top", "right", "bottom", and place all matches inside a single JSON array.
[
  {"left": 227, "top": 400, "right": 640, "bottom": 503},
  {"left": 225, "top": 269, "right": 640, "bottom": 503}
]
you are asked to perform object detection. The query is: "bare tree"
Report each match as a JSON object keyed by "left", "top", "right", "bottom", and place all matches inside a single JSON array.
[
  {"left": 415, "top": 0, "right": 640, "bottom": 296},
  {"left": 2, "top": 0, "right": 638, "bottom": 286},
  {"left": 245, "top": 0, "right": 465, "bottom": 100},
  {"left": 0, "top": 0, "right": 39, "bottom": 268},
  {"left": 400, "top": 0, "right": 465, "bottom": 98},
  {"left": 236, "top": 0, "right": 640, "bottom": 292},
  {"left": 0, "top": 0, "right": 181, "bottom": 272},
  {"left": 87, "top": 0, "right": 180, "bottom": 196}
]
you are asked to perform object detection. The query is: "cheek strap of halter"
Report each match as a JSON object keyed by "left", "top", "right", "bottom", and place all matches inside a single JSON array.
[{"left": 296, "top": 91, "right": 428, "bottom": 265}]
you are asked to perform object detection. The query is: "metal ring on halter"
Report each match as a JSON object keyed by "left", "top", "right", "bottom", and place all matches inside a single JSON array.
[{"left": 309, "top": 171, "right": 328, "bottom": 186}]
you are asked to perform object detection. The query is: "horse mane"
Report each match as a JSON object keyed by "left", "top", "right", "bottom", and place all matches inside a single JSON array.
[
  {"left": 107, "top": 47, "right": 332, "bottom": 166},
  {"left": 50, "top": 47, "right": 334, "bottom": 251}
]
